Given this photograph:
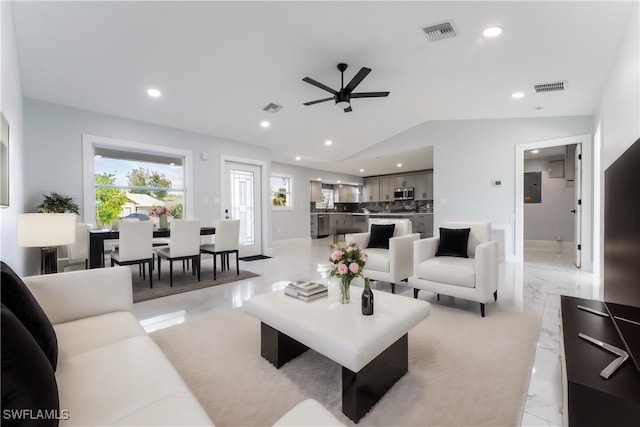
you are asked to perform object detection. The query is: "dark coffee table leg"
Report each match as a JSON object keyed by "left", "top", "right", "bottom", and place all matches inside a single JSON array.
[
  {"left": 342, "top": 334, "right": 408, "bottom": 423},
  {"left": 260, "top": 322, "right": 309, "bottom": 368}
]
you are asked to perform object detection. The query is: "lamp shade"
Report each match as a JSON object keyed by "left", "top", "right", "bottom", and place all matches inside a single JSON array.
[{"left": 17, "top": 213, "right": 76, "bottom": 247}]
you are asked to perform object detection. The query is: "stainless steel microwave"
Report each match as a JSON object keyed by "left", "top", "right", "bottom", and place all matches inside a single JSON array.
[{"left": 394, "top": 188, "right": 414, "bottom": 200}]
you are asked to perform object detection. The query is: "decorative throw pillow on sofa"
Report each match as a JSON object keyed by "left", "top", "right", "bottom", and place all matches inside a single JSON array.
[
  {"left": 435, "top": 227, "right": 471, "bottom": 258},
  {"left": 0, "top": 262, "right": 58, "bottom": 370},
  {"left": 367, "top": 224, "right": 396, "bottom": 249},
  {"left": 1, "top": 304, "right": 60, "bottom": 427}
]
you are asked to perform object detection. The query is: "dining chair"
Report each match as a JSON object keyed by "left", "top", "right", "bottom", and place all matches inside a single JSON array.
[
  {"left": 59, "top": 223, "right": 93, "bottom": 271},
  {"left": 200, "top": 219, "right": 240, "bottom": 280},
  {"left": 156, "top": 219, "right": 201, "bottom": 286},
  {"left": 110, "top": 220, "right": 154, "bottom": 288}
]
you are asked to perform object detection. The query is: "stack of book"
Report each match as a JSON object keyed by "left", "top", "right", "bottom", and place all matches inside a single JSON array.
[{"left": 284, "top": 281, "right": 328, "bottom": 302}]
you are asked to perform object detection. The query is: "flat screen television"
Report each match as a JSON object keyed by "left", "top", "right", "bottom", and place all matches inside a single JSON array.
[{"left": 604, "top": 136, "right": 640, "bottom": 307}]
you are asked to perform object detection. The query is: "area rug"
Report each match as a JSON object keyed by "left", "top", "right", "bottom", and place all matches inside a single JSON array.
[
  {"left": 151, "top": 303, "right": 540, "bottom": 426},
  {"left": 130, "top": 264, "right": 259, "bottom": 303},
  {"left": 239, "top": 255, "right": 272, "bottom": 261}
]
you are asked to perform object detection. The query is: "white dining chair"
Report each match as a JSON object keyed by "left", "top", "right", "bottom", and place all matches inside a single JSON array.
[
  {"left": 200, "top": 219, "right": 240, "bottom": 280},
  {"left": 156, "top": 219, "right": 201, "bottom": 286},
  {"left": 110, "top": 220, "right": 155, "bottom": 288},
  {"left": 58, "top": 223, "right": 93, "bottom": 272}
]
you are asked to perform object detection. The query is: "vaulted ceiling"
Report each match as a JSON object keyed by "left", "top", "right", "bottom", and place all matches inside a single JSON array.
[{"left": 12, "top": 1, "right": 633, "bottom": 176}]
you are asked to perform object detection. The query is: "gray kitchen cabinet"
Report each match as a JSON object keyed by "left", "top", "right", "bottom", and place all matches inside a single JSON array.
[
  {"left": 413, "top": 214, "right": 433, "bottom": 237},
  {"left": 415, "top": 172, "right": 434, "bottom": 200},
  {"left": 310, "top": 181, "right": 322, "bottom": 202},
  {"left": 330, "top": 214, "right": 353, "bottom": 234},
  {"left": 363, "top": 178, "right": 380, "bottom": 202},
  {"left": 380, "top": 177, "right": 394, "bottom": 201},
  {"left": 336, "top": 185, "right": 360, "bottom": 203},
  {"left": 310, "top": 214, "right": 318, "bottom": 238},
  {"left": 395, "top": 174, "right": 417, "bottom": 189}
]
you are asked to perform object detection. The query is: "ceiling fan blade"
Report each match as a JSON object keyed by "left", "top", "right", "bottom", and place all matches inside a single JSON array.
[
  {"left": 350, "top": 91, "right": 390, "bottom": 98},
  {"left": 344, "top": 106, "right": 353, "bottom": 113},
  {"left": 302, "top": 77, "right": 338, "bottom": 94},
  {"left": 303, "top": 97, "right": 334, "bottom": 106},
  {"left": 343, "top": 67, "right": 371, "bottom": 93}
]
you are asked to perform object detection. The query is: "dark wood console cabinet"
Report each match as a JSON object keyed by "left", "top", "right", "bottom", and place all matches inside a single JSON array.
[{"left": 560, "top": 296, "right": 640, "bottom": 426}]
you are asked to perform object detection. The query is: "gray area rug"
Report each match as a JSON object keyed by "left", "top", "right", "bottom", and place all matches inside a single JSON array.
[
  {"left": 152, "top": 301, "right": 540, "bottom": 426},
  {"left": 130, "top": 264, "right": 258, "bottom": 303}
]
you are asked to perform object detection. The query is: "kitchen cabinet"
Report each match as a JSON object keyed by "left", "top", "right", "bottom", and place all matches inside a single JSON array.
[
  {"left": 336, "top": 185, "right": 360, "bottom": 203},
  {"left": 363, "top": 178, "right": 380, "bottom": 202},
  {"left": 310, "top": 214, "right": 318, "bottom": 238},
  {"left": 310, "top": 181, "right": 322, "bottom": 202},
  {"left": 413, "top": 214, "right": 433, "bottom": 237},
  {"left": 380, "top": 177, "right": 394, "bottom": 201},
  {"left": 395, "top": 174, "right": 417, "bottom": 189},
  {"left": 330, "top": 214, "right": 353, "bottom": 234},
  {"left": 415, "top": 172, "right": 434, "bottom": 200}
]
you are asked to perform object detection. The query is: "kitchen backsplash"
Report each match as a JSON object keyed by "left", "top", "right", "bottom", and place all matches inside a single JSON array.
[{"left": 310, "top": 200, "right": 433, "bottom": 213}]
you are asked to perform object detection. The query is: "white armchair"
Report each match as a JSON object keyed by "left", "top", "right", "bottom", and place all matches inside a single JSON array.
[
  {"left": 345, "top": 218, "right": 419, "bottom": 293},
  {"left": 409, "top": 221, "right": 499, "bottom": 317}
]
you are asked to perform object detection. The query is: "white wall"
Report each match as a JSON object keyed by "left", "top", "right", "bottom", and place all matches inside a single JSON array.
[
  {"left": 524, "top": 156, "right": 575, "bottom": 242},
  {"left": 270, "top": 161, "right": 362, "bottom": 241},
  {"left": 375, "top": 116, "right": 594, "bottom": 260},
  {"left": 0, "top": 2, "right": 27, "bottom": 275}
]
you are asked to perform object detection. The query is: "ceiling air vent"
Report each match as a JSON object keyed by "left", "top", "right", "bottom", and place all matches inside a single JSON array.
[
  {"left": 422, "top": 21, "right": 457, "bottom": 41},
  {"left": 263, "top": 102, "right": 283, "bottom": 113},
  {"left": 534, "top": 81, "right": 568, "bottom": 93}
]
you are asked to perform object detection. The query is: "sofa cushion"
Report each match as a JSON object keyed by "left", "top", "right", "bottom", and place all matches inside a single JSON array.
[
  {"left": 367, "top": 224, "right": 395, "bottom": 249},
  {"left": 417, "top": 257, "right": 476, "bottom": 288},
  {"left": 1, "top": 261, "right": 58, "bottom": 370},
  {"left": 363, "top": 248, "right": 390, "bottom": 273},
  {"left": 1, "top": 304, "right": 60, "bottom": 426},
  {"left": 436, "top": 228, "right": 470, "bottom": 258}
]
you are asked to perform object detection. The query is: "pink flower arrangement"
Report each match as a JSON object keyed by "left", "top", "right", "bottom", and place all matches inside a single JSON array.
[
  {"left": 148, "top": 205, "right": 170, "bottom": 217},
  {"left": 329, "top": 241, "right": 368, "bottom": 282}
]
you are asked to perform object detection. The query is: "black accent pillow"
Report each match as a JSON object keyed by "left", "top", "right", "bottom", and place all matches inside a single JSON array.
[
  {"left": 436, "top": 227, "right": 471, "bottom": 258},
  {"left": 367, "top": 224, "right": 396, "bottom": 249},
  {"left": 1, "top": 304, "right": 60, "bottom": 427},
  {"left": 1, "top": 262, "right": 58, "bottom": 370}
]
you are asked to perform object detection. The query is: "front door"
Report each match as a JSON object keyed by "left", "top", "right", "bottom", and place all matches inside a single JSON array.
[{"left": 223, "top": 161, "right": 262, "bottom": 257}]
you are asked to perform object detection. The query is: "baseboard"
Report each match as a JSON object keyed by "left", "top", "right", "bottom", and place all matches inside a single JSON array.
[{"left": 524, "top": 239, "right": 575, "bottom": 251}]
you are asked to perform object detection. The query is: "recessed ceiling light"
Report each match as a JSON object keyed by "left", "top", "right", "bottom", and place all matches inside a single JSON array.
[
  {"left": 147, "top": 88, "right": 161, "bottom": 98},
  {"left": 512, "top": 92, "right": 525, "bottom": 99},
  {"left": 260, "top": 121, "right": 270, "bottom": 128},
  {"left": 325, "top": 140, "right": 333, "bottom": 146},
  {"left": 337, "top": 180, "right": 341, "bottom": 184},
  {"left": 317, "top": 177, "right": 322, "bottom": 181},
  {"left": 295, "top": 156, "right": 301, "bottom": 161},
  {"left": 359, "top": 169, "right": 364, "bottom": 173},
  {"left": 483, "top": 26, "right": 503, "bottom": 38},
  {"left": 531, "top": 149, "right": 539, "bottom": 154},
  {"left": 397, "top": 163, "right": 402, "bottom": 168}
]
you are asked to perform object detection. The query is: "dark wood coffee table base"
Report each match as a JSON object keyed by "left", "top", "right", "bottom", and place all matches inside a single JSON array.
[{"left": 260, "top": 322, "right": 408, "bottom": 423}]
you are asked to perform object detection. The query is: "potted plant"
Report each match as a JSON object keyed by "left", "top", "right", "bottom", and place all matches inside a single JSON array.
[
  {"left": 148, "top": 205, "right": 170, "bottom": 229},
  {"left": 37, "top": 192, "right": 80, "bottom": 214}
]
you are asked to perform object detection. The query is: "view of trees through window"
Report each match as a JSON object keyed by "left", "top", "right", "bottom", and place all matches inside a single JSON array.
[
  {"left": 94, "top": 149, "right": 185, "bottom": 226},
  {"left": 270, "top": 175, "right": 292, "bottom": 207}
]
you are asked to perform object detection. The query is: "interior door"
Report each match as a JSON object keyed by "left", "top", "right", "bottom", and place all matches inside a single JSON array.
[
  {"left": 223, "top": 161, "right": 262, "bottom": 257},
  {"left": 574, "top": 143, "right": 582, "bottom": 268}
]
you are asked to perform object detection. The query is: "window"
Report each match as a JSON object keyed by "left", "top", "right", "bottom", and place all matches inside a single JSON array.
[
  {"left": 315, "top": 187, "right": 334, "bottom": 209},
  {"left": 83, "top": 135, "right": 193, "bottom": 227},
  {"left": 270, "top": 174, "right": 293, "bottom": 209}
]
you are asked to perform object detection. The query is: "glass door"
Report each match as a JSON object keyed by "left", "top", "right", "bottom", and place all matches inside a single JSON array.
[{"left": 223, "top": 161, "right": 262, "bottom": 257}]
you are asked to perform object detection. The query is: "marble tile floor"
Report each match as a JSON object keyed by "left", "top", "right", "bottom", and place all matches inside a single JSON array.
[{"left": 131, "top": 237, "right": 599, "bottom": 427}]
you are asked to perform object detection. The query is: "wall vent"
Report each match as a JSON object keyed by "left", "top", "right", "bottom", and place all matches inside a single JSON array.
[
  {"left": 263, "top": 102, "right": 283, "bottom": 113},
  {"left": 422, "top": 21, "right": 457, "bottom": 41},
  {"left": 534, "top": 81, "right": 568, "bottom": 93}
]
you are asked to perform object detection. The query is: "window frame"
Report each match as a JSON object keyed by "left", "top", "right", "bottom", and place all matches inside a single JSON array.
[
  {"left": 270, "top": 173, "right": 294, "bottom": 211},
  {"left": 82, "top": 134, "right": 194, "bottom": 226}
]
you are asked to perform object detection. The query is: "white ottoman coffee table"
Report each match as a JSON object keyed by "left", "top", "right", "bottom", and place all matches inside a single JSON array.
[{"left": 243, "top": 284, "right": 430, "bottom": 423}]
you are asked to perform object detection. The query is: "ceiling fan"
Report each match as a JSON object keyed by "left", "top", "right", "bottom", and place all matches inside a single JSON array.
[{"left": 302, "top": 63, "right": 390, "bottom": 112}]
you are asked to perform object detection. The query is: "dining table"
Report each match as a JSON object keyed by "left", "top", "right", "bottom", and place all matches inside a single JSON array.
[{"left": 88, "top": 227, "right": 215, "bottom": 269}]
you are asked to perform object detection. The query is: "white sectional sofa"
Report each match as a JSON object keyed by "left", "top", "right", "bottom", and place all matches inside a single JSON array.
[{"left": 22, "top": 267, "right": 214, "bottom": 426}]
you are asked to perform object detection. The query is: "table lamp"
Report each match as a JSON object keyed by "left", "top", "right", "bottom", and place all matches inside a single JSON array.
[{"left": 17, "top": 213, "right": 76, "bottom": 274}]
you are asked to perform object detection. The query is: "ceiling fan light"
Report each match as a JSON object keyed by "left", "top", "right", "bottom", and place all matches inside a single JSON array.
[{"left": 336, "top": 100, "right": 350, "bottom": 109}]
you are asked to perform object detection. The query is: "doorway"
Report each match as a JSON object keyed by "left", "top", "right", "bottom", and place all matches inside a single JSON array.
[
  {"left": 515, "top": 134, "right": 592, "bottom": 270},
  {"left": 221, "top": 157, "right": 267, "bottom": 257}
]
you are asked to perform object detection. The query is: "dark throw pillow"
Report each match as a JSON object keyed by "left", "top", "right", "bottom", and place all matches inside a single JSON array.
[
  {"left": 367, "top": 224, "right": 396, "bottom": 249},
  {"left": 0, "top": 262, "right": 58, "bottom": 370},
  {"left": 436, "top": 227, "right": 471, "bottom": 258},
  {"left": 1, "top": 304, "right": 60, "bottom": 427}
]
